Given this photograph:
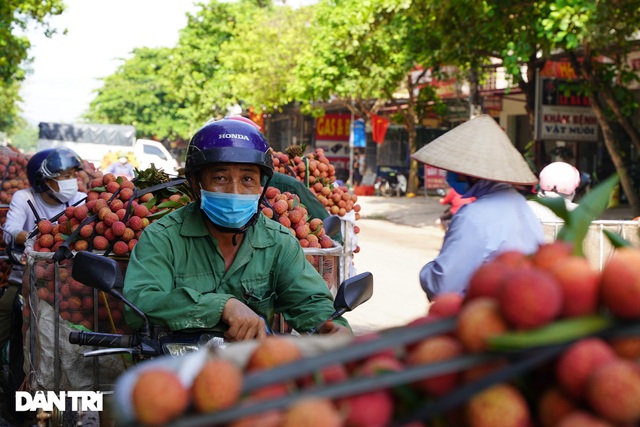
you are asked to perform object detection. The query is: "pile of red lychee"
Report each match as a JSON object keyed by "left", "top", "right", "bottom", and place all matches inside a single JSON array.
[
  {"left": 413, "top": 241, "right": 640, "bottom": 426},
  {"left": 25, "top": 258, "right": 131, "bottom": 335},
  {"left": 271, "top": 148, "right": 362, "bottom": 224},
  {"left": 0, "top": 145, "right": 30, "bottom": 205},
  {"left": 32, "top": 173, "right": 188, "bottom": 257},
  {"left": 126, "top": 242, "right": 640, "bottom": 427}
]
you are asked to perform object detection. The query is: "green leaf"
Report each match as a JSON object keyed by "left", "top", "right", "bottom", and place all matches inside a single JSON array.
[
  {"left": 531, "top": 197, "right": 570, "bottom": 221},
  {"left": 143, "top": 197, "right": 157, "bottom": 210},
  {"left": 156, "top": 200, "right": 184, "bottom": 209},
  {"left": 557, "top": 174, "right": 620, "bottom": 256},
  {"left": 487, "top": 314, "right": 613, "bottom": 351},
  {"left": 603, "top": 229, "right": 633, "bottom": 248},
  {"left": 147, "top": 208, "right": 171, "bottom": 220}
]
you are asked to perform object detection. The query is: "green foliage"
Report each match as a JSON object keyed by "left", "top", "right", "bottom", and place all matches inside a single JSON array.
[
  {"left": 0, "top": 0, "right": 65, "bottom": 133},
  {"left": 83, "top": 47, "right": 188, "bottom": 141},
  {"left": 534, "top": 174, "right": 621, "bottom": 257},
  {"left": 7, "top": 120, "right": 38, "bottom": 153}
]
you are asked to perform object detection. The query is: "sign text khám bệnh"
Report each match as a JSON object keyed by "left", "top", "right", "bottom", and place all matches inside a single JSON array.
[{"left": 538, "top": 105, "right": 598, "bottom": 142}]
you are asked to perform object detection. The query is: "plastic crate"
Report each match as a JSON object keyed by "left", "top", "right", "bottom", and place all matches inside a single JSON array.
[{"left": 23, "top": 250, "right": 132, "bottom": 392}]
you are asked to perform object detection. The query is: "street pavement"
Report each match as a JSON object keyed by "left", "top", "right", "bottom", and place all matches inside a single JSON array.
[{"left": 343, "top": 194, "right": 445, "bottom": 334}]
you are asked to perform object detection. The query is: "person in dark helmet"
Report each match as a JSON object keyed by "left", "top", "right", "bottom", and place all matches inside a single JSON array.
[
  {"left": 1, "top": 146, "right": 85, "bottom": 423},
  {"left": 123, "top": 118, "right": 351, "bottom": 340}
]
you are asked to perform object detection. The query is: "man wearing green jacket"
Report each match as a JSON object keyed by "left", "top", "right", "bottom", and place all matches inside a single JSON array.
[{"left": 124, "top": 118, "right": 351, "bottom": 340}]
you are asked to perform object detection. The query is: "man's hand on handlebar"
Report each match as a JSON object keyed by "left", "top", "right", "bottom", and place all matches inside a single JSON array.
[
  {"left": 318, "top": 320, "right": 351, "bottom": 335},
  {"left": 222, "top": 298, "right": 267, "bottom": 341}
]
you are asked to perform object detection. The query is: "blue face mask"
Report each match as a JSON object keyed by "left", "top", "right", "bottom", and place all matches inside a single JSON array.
[
  {"left": 199, "top": 188, "right": 260, "bottom": 229},
  {"left": 445, "top": 171, "right": 471, "bottom": 195}
]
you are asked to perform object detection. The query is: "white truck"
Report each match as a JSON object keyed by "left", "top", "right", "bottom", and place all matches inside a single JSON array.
[{"left": 37, "top": 122, "right": 181, "bottom": 176}]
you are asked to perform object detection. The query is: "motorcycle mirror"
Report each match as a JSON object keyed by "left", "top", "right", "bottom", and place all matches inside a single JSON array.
[
  {"left": 307, "top": 271, "right": 374, "bottom": 334},
  {"left": 72, "top": 251, "right": 124, "bottom": 293},
  {"left": 322, "top": 215, "right": 341, "bottom": 237},
  {"left": 333, "top": 271, "right": 374, "bottom": 313}
]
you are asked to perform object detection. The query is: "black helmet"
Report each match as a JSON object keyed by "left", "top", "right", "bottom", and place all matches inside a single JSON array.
[
  {"left": 27, "top": 147, "right": 83, "bottom": 193},
  {"left": 185, "top": 118, "right": 273, "bottom": 178}
]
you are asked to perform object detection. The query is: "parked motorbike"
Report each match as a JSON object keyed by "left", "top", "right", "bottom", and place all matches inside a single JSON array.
[
  {"left": 68, "top": 251, "right": 373, "bottom": 360},
  {"left": 375, "top": 172, "right": 408, "bottom": 197}
]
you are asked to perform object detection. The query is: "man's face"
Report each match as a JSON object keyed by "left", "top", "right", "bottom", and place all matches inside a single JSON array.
[{"left": 197, "top": 163, "right": 261, "bottom": 195}]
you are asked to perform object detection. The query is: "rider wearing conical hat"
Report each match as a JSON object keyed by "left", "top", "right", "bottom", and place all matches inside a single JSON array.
[{"left": 412, "top": 115, "right": 544, "bottom": 299}]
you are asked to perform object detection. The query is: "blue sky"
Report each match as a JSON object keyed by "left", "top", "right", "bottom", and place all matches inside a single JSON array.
[{"left": 19, "top": 0, "right": 200, "bottom": 125}]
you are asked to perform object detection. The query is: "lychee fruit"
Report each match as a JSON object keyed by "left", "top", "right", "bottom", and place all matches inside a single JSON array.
[
  {"left": 531, "top": 241, "right": 574, "bottom": 271},
  {"left": 192, "top": 358, "right": 243, "bottom": 413},
  {"left": 429, "top": 292, "right": 463, "bottom": 317},
  {"left": 93, "top": 236, "right": 109, "bottom": 251},
  {"left": 498, "top": 267, "right": 562, "bottom": 329},
  {"left": 549, "top": 255, "right": 601, "bottom": 317},
  {"left": 111, "top": 221, "right": 126, "bottom": 237},
  {"left": 455, "top": 297, "right": 508, "bottom": 353},
  {"left": 246, "top": 336, "right": 302, "bottom": 372},
  {"left": 406, "top": 335, "right": 463, "bottom": 397},
  {"left": 132, "top": 369, "right": 189, "bottom": 426},
  {"left": 492, "top": 249, "right": 532, "bottom": 269},
  {"left": 465, "top": 383, "right": 531, "bottom": 427},
  {"left": 73, "top": 205, "right": 89, "bottom": 221},
  {"left": 586, "top": 359, "right": 640, "bottom": 424},
  {"left": 113, "top": 241, "right": 129, "bottom": 256},
  {"left": 103, "top": 212, "right": 119, "bottom": 227},
  {"left": 37, "top": 220, "right": 53, "bottom": 235},
  {"left": 281, "top": 398, "right": 341, "bottom": 427},
  {"left": 273, "top": 200, "right": 288, "bottom": 216},
  {"left": 105, "top": 181, "right": 120, "bottom": 194},
  {"left": 466, "top": 260, "right": 514, "bottom": 301},
  {"left": 134, "top": 204, "right": 149, "bottom": 218},
  {"left": 337, "top": 390, "right": 394, "bottom": 427},
  {"left": 555, "top": 337, "right": 617, "bottom": 399},
  {"left": 600, "top": 247, "right": 640, "bottom": 319}
]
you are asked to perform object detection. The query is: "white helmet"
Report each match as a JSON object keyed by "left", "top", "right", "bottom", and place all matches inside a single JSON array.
[{"left": 539, "top": 162, "right": 581, "bottom": 197}]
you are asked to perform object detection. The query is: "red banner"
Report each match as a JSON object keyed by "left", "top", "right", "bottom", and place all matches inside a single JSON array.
[{"left": 370, "top": 114, "right": 390, "bottom": 144}]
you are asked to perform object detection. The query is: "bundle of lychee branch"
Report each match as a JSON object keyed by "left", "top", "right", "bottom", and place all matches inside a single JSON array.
[{"left": 114, "top": 174, "right": 640, "bottom": 427}]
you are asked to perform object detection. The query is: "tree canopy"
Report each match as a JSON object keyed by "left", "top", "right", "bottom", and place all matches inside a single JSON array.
[{"left": 1, "top": 0, "right": 65, "bottom": 133}]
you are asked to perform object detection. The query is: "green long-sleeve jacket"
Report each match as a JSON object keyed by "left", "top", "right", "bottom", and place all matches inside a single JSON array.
[{"left": 123, "top": 202, "right": 349, "bottom": 333}]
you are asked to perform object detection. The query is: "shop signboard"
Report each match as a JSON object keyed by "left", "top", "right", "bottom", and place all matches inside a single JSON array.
[
  {"left": 424, "top": 165, "right": 448, "bottom": 190},
  {"left": 535, "top": 67, "right": 599, "bottom": 142}
]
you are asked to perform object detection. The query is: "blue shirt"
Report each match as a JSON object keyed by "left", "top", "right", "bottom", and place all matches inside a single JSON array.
[{"left": 419, "top": 180, "right": 544, "bottom": 299}]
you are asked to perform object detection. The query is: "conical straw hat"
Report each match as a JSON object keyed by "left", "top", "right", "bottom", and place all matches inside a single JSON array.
[{"left": 411, "top": 115, "right": 537, "bottom": 185}]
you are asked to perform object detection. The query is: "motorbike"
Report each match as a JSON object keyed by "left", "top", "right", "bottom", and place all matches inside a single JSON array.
[
  {"left": 67, "top": 250, "right": 373, "bottom": 360},
  {"left": 374, "top": 167, "right": 408, "bottom": 197}
]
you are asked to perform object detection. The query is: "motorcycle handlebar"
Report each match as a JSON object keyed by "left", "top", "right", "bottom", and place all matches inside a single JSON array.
[{"left": 69, "top": 331, "right": 136, "bottom": 348}]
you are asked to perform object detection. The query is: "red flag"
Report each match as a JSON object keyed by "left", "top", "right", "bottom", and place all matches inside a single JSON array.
[{"left": 370, "top": 113, "right": 390, "bottom": 144}]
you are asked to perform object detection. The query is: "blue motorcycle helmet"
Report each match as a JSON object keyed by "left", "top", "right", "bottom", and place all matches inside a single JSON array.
[
  {"left": 184, "top": 118, "right": 274, "bottom": 179},
  {"left": 27, "top": 147, "right": 83, "bottom": 193}
]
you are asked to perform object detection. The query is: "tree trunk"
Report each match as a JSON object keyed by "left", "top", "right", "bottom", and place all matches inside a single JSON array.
[
  {"left": 570, "top": 49, "right": 640, "bottom": 216},
  {"left": 404, "top": 74, "right": 419, "bottom": 195},
  {"left": 589, "top": 95, "right": 640, "bottom": 216}
]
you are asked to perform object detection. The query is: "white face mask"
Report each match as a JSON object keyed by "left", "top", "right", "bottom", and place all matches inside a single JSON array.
[{"left": 49, "top": 178, "right": 78, "bottom": 203}]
